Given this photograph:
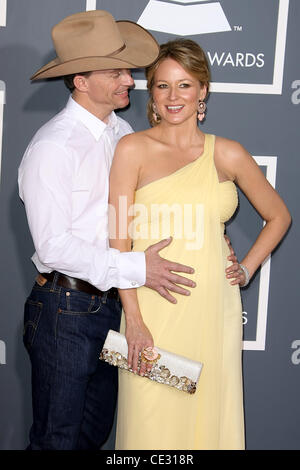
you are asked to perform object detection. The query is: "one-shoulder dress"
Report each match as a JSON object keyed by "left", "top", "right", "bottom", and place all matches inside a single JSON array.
[{"left": 115, "top": 134, "right": 245, "bottom": 450}]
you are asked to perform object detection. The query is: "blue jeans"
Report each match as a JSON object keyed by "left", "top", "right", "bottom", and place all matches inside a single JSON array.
[{"left": 23, "top": 275, "right": 122, "bottom": 450}]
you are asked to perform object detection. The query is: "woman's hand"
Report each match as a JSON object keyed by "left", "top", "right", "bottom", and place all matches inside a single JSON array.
[
  {"left": 125, "top": 318, "right": 154, "bottom": 376},
  {"left": 226, "top": 262, "right": 248, "bottom": 286},
  {"left": 224, "top": 235, "right": 250, "bottom": 286},
  {"left": 224, "top": 234, "right": 245, "bottom": 285}
]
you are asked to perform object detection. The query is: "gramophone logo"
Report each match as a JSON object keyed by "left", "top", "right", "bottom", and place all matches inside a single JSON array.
[{"left": 138, "top": 0, "right": 231, "bottom": 36}]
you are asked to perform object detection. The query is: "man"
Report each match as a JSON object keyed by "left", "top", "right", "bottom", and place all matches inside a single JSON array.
[{"left": 19, "top": 10, "right": 240, "bottom": 450}]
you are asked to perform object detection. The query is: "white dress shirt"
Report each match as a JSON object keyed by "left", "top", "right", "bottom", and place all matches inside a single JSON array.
[{"left": 18, "top": 96, "right": 145, "bottom": 291}]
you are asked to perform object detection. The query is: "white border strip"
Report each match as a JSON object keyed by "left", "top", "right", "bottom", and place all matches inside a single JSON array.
[
  {"left": 0, "top": 81, "right": 5, "bottom": 183},
  {"left": 243, "top": 156, "right": 277, "bottom": 351},
  {"left": 272, "top": 0, "right": 290, "bottom": 95},
  {"left": 135, "top": 0, "right": 289, "bottom": 95},
  {"left": 86, "top": 0, "right": 97, "bottom": 11},
  {"left": 0, "top": 340, "right": 6, "bottom": 365},
  {"left": 0, "top": 0, "right": 6, "bottom": 27}
]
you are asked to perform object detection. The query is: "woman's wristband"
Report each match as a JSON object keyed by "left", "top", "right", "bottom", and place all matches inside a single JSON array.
[{"left": 239, "top": 263, "right": 250, "bottom": 287}]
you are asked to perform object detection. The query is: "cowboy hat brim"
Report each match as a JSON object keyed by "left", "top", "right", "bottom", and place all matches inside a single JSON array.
[{"left": 31, "top": 21, "right": 159, "bottom": 80}]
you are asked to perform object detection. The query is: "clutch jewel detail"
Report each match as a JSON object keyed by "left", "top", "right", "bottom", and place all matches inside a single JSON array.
[{"left": 100, "top": 348, "right": 197, "bottom": 394}]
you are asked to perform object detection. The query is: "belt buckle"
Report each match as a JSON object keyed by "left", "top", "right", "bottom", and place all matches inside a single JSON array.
[{"left": 36, "top": 274, "right": 47, "bottom": 287}]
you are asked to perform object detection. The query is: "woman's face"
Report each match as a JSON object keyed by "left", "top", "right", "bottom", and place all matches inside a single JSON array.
[{"left": 152, "top": 57, "right": 206, "bottom": 126}]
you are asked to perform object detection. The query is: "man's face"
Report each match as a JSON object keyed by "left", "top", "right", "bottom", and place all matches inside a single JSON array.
[{"left": 83, "top": 69, "right": 135, "bottom": 120}]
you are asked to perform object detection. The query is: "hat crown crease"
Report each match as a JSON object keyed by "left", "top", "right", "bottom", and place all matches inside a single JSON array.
[{"left": 52, "top": 15, "right": 125, "bottom": 62}]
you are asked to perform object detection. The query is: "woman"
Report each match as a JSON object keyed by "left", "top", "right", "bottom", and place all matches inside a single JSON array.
[{"left": 109, "top": 39, "right": 291, "bottom": 450}]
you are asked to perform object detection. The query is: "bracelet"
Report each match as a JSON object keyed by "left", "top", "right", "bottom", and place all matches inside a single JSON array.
[{"left": 239, "top": 264, "right": 250, "bottom": 287}]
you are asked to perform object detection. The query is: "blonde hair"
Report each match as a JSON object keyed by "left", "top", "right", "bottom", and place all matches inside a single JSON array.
[{"left": 146, "top": 39, "right": 210, "bottom": 127}]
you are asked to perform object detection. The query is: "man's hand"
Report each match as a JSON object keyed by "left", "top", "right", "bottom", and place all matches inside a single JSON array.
[
  {"left": 145, "top": 237, "right": 196, "bottom": 303},
  {"left": 224, "top": 234, "right": 245, "bottom": 286}
]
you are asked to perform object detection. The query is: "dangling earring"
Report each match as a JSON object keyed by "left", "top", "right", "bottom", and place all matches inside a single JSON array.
[
  {"left": 197, "top": 100, "right": 206, "bottom": 122},
  {"left": 152, "top": 102, "right": 161, "bottom": 123}
]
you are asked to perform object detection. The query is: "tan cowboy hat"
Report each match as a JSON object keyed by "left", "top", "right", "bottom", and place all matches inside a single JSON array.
[{"left": 31, "top": 10, "right": 159, "bottom": 80}]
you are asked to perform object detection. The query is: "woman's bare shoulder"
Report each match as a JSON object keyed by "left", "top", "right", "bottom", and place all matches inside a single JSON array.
[
  {"left": 115, "top": 129, "right": 157, "bottom": 161},
  {"left": 112, "top": 130, "right": 154, "bottom": 172},
  {"left": 118, "top": 129, "right": 154, "bottom": 147},
  {"left": 215, "top": 135, "right": 247, "bottom": 157},
  {"left": 214, "top": 135, "right": 259, "bottom": 181}
]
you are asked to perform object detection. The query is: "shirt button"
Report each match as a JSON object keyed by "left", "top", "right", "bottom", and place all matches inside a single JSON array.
[{"left": 131, "top": 281, "right": 137, "bottom": 286}]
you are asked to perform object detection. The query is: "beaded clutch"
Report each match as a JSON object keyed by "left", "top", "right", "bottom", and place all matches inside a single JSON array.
[{"left": 99, "top": 330, "right": 203, "bottom": 394}]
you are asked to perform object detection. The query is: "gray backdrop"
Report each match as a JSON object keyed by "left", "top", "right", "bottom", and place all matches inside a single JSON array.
[{"left": 0, "top": 0, "right": 299, "bottom": 450}]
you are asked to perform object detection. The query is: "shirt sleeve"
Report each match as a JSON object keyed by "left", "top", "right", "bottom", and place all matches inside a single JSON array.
[{"left": 18, "top": 140, "right": 146, "bottom": 291}]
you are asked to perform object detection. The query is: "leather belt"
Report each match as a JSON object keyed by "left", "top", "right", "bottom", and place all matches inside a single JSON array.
[{"left": 37, "top": 271, "right": 119, "bottom": 300}]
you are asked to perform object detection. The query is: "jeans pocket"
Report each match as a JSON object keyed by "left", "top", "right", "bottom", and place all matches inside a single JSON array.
[
  {"left": 58, "top": 289, "right": 102, "bottom": 316},
  {"left": 23, "top": 299, "right": 43, "bottom": 351}
]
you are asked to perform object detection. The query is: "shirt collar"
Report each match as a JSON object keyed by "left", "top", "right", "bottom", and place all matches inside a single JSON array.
[
  {"left": 66, "top": 96, "right": 119, "bottom": 141},
  {"left": 107, "top": 111, "right": 120, "bottom": 135}
]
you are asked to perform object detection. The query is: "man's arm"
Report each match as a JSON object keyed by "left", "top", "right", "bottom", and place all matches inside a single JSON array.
[{"left": 18, "top": 140, "right": 145, "bottom": 291}]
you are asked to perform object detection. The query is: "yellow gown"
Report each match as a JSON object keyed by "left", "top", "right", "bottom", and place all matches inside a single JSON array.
[{"left": 115, "top": 134, "right": 245, "bottom": 450}]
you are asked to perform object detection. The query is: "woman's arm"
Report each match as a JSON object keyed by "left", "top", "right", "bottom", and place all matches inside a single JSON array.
[
  {"left": 215, "top": 138, "right": 291, "bottom": 284},
  {"left": 109, "top": 135, "right": 154, "bottom": 375}
]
